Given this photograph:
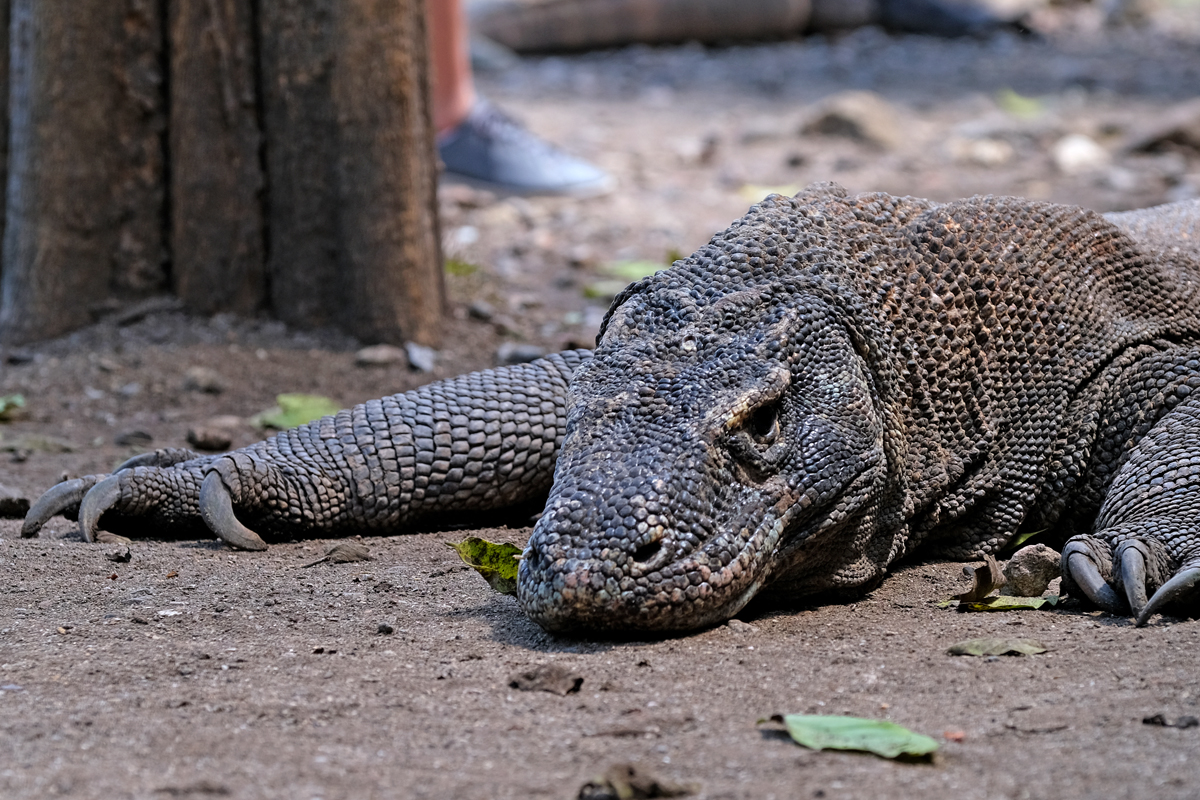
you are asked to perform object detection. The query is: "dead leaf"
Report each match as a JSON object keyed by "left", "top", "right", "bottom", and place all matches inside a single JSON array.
[
  {"left": 957, "top": 555, "right": 1006, "bottom": 602},
  {"left": 946, "top": 637, "right": 1048, "bottom": 656},
  {"left": 958, "top": 595, "right": 1060, "bottom": 612},
  {"left": 304, "top": 541, "right": 371, "bottom": 567}
]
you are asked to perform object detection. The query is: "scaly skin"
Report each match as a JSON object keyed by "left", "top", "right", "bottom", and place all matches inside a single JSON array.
[{"left": 23, "top": 184, "right": 1200, "bottom": 631}]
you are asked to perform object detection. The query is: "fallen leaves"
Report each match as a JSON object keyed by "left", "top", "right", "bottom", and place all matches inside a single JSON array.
[
  {"left": 763, "top": 714, "right": 938, "bottom": 761},
  {"left": 943, "top": 547, "right": 1062, "bottom": 611},
  {"left": 946, "top": 637, "right": 1048, "bottom": 656},
  {"left": 0, "top": 393, "right": 26, "bottom": 421},
  {"left": 303, "top": 541, "right": 372, "bottom": 568},
  {"left": 447, "top": 536, "right": 522, "bottom": 595},
  {"left": 252, "top": 393, "right": 342, "bottom": 430},
  {"left": 957, "top": 595, "right": 1060, "bottom": 612}
]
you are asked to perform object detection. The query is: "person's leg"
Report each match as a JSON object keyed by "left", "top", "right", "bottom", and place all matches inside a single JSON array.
[
  {"left": 427, "top": 0, "right": 475, "bottom": 135},
  {"left": 425, "top": 0, "right": 612, "bottom": 196}
]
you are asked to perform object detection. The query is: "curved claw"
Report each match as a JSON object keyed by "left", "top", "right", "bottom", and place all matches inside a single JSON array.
[
  {"left": 1136, "top": 566, "right": 1200, "bottom": 627},
  {"left": 199, "top": 472, "right": 267, "bottom": 551},
  {"left": 78, "top": 475, "right": 123, "bottom": 543},
  {"left": 1116, "top": 541, "right": 1150, "bottom": 618},
  {"left": 21, "top": 477, "right": 96, "bottom": 538},
  {"left": 1065, "top": 551, "right": 1126, "bottom": 614}
]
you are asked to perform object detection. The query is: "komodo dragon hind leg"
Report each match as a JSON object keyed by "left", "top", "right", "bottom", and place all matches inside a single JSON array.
[
  {"left": 21, "top": 352, "right": 589, "bottom": 548},
  {"left": 1063, "top": 400, "right": 1200, "bottom": 625}
]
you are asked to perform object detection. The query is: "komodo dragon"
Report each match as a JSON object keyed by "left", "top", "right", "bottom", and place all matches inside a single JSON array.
[{"left": 22, "top": 183, "right": 1200, "bottom": 632}]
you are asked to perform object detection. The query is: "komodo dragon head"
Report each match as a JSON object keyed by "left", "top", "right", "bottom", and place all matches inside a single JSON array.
[{"left": 519, "top": 188, "right": 910, "bottom": 631}]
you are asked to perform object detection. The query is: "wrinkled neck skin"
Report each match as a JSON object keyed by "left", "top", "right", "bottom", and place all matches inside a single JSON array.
[{"left": 518, "top": 259, "right": 910, "bottom": 633}]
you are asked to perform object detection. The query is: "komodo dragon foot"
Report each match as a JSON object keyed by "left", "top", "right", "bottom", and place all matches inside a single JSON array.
[
  {"left": 1062, "top": 401, "right": 1200, "bottom": 626},
  {"left": 21, "top": 353, "right": 587, "bottom": 549}
]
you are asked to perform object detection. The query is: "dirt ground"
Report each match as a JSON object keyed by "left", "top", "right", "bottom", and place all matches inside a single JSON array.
[{"left": 3, "top": 6, "right": 1200, "bottom": 799}]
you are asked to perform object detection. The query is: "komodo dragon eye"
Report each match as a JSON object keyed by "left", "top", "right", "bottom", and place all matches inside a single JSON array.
[{"left": 748, "top": 401, "right": 781, "bottom": 444}]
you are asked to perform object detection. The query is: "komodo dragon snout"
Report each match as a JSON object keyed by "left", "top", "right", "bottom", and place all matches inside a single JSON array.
[{"left": 518, "top": 281, "right": 899, "bottom": 631}]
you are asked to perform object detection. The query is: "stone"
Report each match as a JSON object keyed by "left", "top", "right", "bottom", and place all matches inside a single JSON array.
[
  {"left": 0, "top": 482, "right": 30, "bottom": 518},
  {"left": 187, "top": 427, "right": 233, "bottom": 452},
  {"left": 497, "top": 342, "right": 547, "bottom": 365},
  {"left": 355, "top": 344, "right": 408, "bottom": 367},
  {"left": 1052, "top": 134, "right": 1110, "bottom": 175},
  {"left": 1002, "top": 544, "right": 1061, "bottom": 597},
  {"left": 801, "top": 91, "right": 904, "bottom": 150},
  {"left": 405, "top": 342, "right": 437, "bottom": 373},
  {"left": 182, "top": 366, "right": 225, "bottom": 394}
]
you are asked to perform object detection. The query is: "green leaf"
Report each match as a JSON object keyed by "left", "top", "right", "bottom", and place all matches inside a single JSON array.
[
  {"left": 996, "top": 88, "right": 1043, "bottom": 119},
  {"left": 447, "top": 537, "right": 523, "bottom": 596},
  {"left": 778, "top": 715, "right": 938, "bottom": 760},
  {"left": 946, "top": 637, "right": 1048, "bottom": 656},
  {"left": 251, "top": 394, "right": 342, "bottom": 430},
  {"left": 444, "top": 258, "right": 479, "bottom": 277},
  {"left": 582, "top": 279, "right": 634, "bottom": 302},
  {"left": 958, "top": 595, "right": 1060, "bottom": 612},
  {"left": 999, "top": 528, "right": 1046, "bottom": 556},
  {"left": 602, "top": 260, "right": 663, "bottom": 282},
  {"left": 0, "top": 394, "right": 26, "bottom": 422}
]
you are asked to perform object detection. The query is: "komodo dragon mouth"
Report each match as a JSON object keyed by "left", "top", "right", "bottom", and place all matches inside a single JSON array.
[{"left": 20, "top": 184, "right": 1200, "bottom": 632}]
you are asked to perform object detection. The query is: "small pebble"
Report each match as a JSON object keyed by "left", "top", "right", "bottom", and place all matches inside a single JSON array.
[
  {"left": 404, "top": 342, "right": 437, "bottom": 373},
  {"left": 1002, "top": 544, "right": 1061, "bottom": 597},
  {"left": 183, "top": 367, "right": 225, "bottom": 394},
  {"left": 187, "top": 427, "right": 233, "bottom": 451},
  {"left": 355, "top": 344, "right": 408, "bottom": 367},
  {"left": 115, "top": 430, "right": 153, "bottom": 448},
  {"left": 377, "top": 623, "right": 395, "bottom": 635},
  {"left": 496, "top": 342, "right": 547, "bottom": 365}
]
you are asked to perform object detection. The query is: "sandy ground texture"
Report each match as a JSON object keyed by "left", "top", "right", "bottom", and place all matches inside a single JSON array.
[{"left": 3, "top": 5, "right": 1200, "bottom": 799}]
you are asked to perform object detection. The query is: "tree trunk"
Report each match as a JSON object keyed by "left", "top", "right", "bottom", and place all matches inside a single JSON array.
[
  {"left": 168, "top": 0, "right": 267, "bottom": 315},
  {"left": 0, "top": 0, "right": 10, "bottom": 290},
  {"left": 0, "top": 0, "right": 166, "bottom": 345},
  {"left": 258, "top": 0, "right": 443, "bottom": 346}
]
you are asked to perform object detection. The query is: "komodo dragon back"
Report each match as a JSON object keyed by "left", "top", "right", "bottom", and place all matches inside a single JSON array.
[{"left": 22, "top": 185, "right": 1200, "bottom": 632}]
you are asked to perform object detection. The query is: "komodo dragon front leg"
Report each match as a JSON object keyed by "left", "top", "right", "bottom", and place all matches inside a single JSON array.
[
  {"left": 22, "top": 351, "right": 590, "bottom": 549},
  {"left": 1064, "top": 398, "right": 1200, "bottom": 626}
]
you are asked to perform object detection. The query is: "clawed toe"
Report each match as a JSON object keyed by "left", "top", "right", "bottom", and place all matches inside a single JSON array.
[
  {"left": 199, "top": 472, "right": 268, "bottom": 551},
  {"left": 21, "top": 476, "right": 101, "bottom": 538},
  {"left": 1136, "top": 565, "right": 1200, "bottom": 627},
  {"left": 1115, "top": 540, "right": 1151, "bottom": 617},
  {"left": 1062, "top": 540, "right": 1126, "bottom": 614},
  {"left": 77, "top": 474, "right": 122, "bottom": 543}
]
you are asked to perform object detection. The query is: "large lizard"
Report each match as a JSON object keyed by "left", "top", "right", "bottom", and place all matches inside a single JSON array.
[{"left": 22, "top": 184, "right": 1200, "bottom": 632}]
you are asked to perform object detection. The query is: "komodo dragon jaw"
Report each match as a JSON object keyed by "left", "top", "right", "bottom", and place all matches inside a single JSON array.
[{"left": 517, "top": 281, "right": 899, "bottom": 632}]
